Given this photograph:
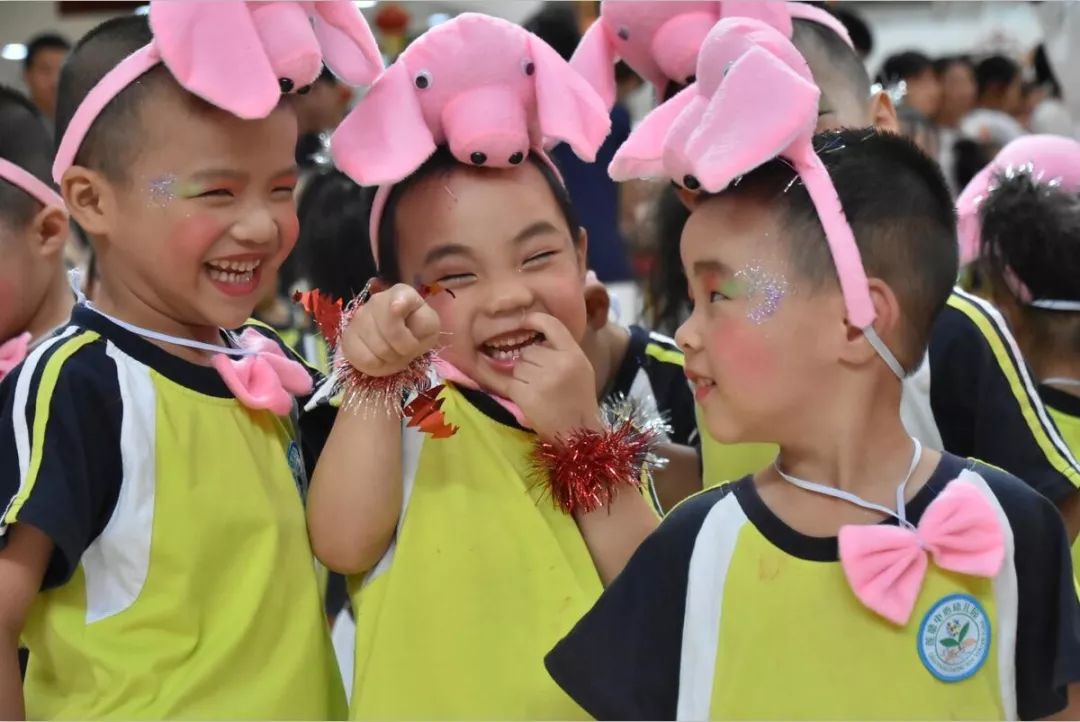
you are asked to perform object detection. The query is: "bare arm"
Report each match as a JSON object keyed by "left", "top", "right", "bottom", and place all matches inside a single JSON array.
[
  {"left": 307, "top": 284, "right": 441, "bottom": 576},
  {"left": 307, "top": 410, "right": 402, "bottom": 575},
  {"left": 1044, "top": 684, "right": 1080, "bottom": 721},
  {"left": 575, "top": 485, "right": 658, "bottom": 586},
  {"left": 0, "top": 524, "right": 51, "bottom": 720}
]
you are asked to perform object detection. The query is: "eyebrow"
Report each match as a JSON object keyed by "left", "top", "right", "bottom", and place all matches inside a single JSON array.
[
  {"left": 422, "top": 242, "right": 476, "bottom": 267},
  {"left": 692, "top": 259, "right": 732, "bottom": 277},
  {"left": 189, "top": 166, "right": 298, "bottom": 182},
  {"left": 512, "top": 220, "right": 562, "bottom": 244}
]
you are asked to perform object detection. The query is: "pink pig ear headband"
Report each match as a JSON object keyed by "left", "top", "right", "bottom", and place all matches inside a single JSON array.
[
  {"left": 610, "top": 17, "right": 904, "bottom": 379},
  {"left": 571, "top": 0, "right": 852, "bottom": 110},
  {"left": 327, "top": 12, "right": 612, "bottom": 428},
  {"left": 956, "top": 134, "right": 1080, "bottom": 311},
  {"left": 53, "top": 0, "right": 382, "bottom": 184},
  {"left": 331, "top": 12, "right": 611, "bottom": 269},
  {"left": 0, "top": 159, "right": 64, "bottom": 210}
]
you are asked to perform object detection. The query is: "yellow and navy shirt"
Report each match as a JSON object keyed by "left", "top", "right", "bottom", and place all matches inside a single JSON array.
[
  {"left": 1041, "top": 385, "right": 1080, "bottom": 468},
  {"left": 0, "top": 305, "right": 346, "bottom": 719},
  {"left": 547, "top": 453, "right": 1080, "bottom": 720},
  {"left": 904, "top": 289, "right": 1080, "bottom": 502},
  {"left": 349, "top": 383, "right": 606, "bottom": 720}
]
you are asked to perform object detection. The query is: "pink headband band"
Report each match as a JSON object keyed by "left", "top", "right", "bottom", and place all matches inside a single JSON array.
[
  {"left": 53, "top": 43, "right": 160, "bottom": 184},
  {"left": 610, "top": 17, "right": 904, "bottom": 377},
  {"left": 956, "top": 134, "right": 1080, "bottom": 266},
  {"left": 366, "top": 148, "right": 564, "bottom": 269},
  {"left": 0, "top": 158, "right": 65, "bottom": 210},
  {"left": 53, "top": 0, "right": 382, "bottom": 184}
]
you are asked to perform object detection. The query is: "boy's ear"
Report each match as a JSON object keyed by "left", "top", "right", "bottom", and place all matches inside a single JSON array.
[
  {"left": 870, "top": 90, "right": 899, "bottom": 134},
  {"left": 842, "top": 276, "right": 904, "bottom": 369},
  {"left": 575, "top": 226, "right": 589, "bottom": 272},
  {"left": 31, "top": 205, "right": 70, "bottom": 258},
  {"left": 61, "top": 166, "right": 113, "bottom": 238},
  {"left": 583, "top": 271, "right": 611, "bottom": 331}
]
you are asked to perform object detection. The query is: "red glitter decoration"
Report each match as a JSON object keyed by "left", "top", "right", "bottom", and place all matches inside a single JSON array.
[
  {"left": 334, "top": 348, "right": 434, "bottom": 416},
  {"left": 293, "top": 289, "right": 344, "bottom": 346},
  {"left": 532, "top": 419, "right": 655, "bottom": 515},
  {"left": 403, "top": 384, "right": 458, "bottom": 438}
]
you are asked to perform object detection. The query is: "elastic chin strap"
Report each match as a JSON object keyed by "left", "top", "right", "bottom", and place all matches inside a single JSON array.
[{"left": 863, "top": 325, "right": 906, "bottom": 380}]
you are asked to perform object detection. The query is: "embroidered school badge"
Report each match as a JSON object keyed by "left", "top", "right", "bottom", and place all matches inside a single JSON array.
[{"left": 917, "top": 593, "right": 991, "bottom": 682}]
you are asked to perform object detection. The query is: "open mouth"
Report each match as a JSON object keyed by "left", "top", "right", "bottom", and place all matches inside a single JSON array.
[
  {"left": 686, "top": 370, "right": 717, "bottom": 400},
  {"left": 479, "top": 330, "right": 545, "bottom": 362},
  {"left": 205, "top": 258, "right": 262, "bottom": 284}
]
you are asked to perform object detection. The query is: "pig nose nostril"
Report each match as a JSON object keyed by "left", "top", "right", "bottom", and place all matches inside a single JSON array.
[
  {"left": 470, "top": 152, "right": 488, "bottom": 166},
  {"left": 508, "top": 152, "right": 524, "bottom": 165}
]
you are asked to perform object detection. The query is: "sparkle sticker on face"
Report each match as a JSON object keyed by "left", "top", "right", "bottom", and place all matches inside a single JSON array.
[
  {"left": 733, "top": 263, "right": 789, "bottom": 324},
  {"left": 147, "top": 174, "right": 178, "bottom": 208}
]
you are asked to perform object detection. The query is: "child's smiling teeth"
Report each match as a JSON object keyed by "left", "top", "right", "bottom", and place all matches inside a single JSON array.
[
  {"left": 481, "top": 331, "right": 544, "bottom": 361},
  {"left": 205, "top": 258, "right": 261, "bottom": 284}
]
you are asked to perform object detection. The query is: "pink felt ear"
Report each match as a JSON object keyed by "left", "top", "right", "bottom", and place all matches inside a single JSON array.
[
  {"left": 722, "top": 1, "right": 792, "bottom": 38},
  {"left": 650, "top": 12, "right": 717, "bottom": 89},
  {"left": 608, "top": 85, "right": 698, "bottom": 181},
  {"left": 310, "top": 1, "right": 384, "bottom": 86},
  {"left": 680, "top": 45, "right": 818, "bottom": 190},
  {"left": 569, "top": 20, "right": 618, "bottom": 111},
  {"left": 249, "top": 2, "right": 322, "bottom": 91},
  {"left": 150, "top": 1, "right": 281, "bottom": 119},
  {"left": 530, "top": 34, "right": 612, "bottom": 161},
  {"left": 331, "top": 62, "right": 437, "bottom": 187}
]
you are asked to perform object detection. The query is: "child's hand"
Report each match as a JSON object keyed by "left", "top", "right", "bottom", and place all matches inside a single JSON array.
[
  {"left": 339, "top": 284, "right": 441, "bottom": 377},
  {"left": 486, "top": 312, "right": 601, "bottom": 440}
]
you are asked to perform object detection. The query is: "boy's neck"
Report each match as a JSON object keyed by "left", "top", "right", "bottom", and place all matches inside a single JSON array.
[
  {"left": 93, "top": 278, "right": 223, "bottom": 362},
  {"left": 773, "top": 375, "right": 913, "bottom": 495},
  {"left": 27, "top": 266, "right": 76, "bottom": 343}
]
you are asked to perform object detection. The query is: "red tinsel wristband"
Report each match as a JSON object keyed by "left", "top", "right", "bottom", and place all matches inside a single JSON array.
[
  {"left": 331, "top": 277, "right": 436, "bottom": 416},
  {"left": 532, "top": 396, "right": 669, "bottom": 515}
]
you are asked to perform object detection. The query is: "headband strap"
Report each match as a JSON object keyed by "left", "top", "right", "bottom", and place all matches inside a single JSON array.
[
  {"left": 0, "top": 158, "right": 64, "bottom": 209},
  {"left": 367, "top": 148, "right": 565, "bottom": 270},
  {"left": 52, "top": 43, "right": 162, "bottom": 184}
]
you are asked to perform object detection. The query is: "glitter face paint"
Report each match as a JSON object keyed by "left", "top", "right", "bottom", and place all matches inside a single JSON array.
[
  {"left": 734, "top": 264, "right": 789, "bottom": 325},
  {"left": 146, "top": 175, "right": 206, "bottom": 208}
]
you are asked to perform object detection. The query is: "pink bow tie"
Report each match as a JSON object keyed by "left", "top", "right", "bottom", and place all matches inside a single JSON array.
[
  {"left": 211, "top": 328, "right": 313, "bottom": 416},
  {"left": 837, "top": 473, "right": 1006, "bottom": 626},
  {"left": 0, "top": 332, "right": 31, "bottom": 382}
]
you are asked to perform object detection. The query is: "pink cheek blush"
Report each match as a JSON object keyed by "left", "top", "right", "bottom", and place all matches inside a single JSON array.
[
  {"left": 165, "top": 212, "right": 229, "bottom": 265},
  {"left": 707, "top": 316, "right": 779, "bottom": 386}
]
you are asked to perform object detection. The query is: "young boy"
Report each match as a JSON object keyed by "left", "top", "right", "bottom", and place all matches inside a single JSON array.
[
  {"left": 0, "top": 14, "right": 347, "bottom": 719},
  {"left": 547, "top": 19, "right": 1080, "bottom": 719},
  {"left": 0, "top": 86, "right": 74, "bottom": 379}
]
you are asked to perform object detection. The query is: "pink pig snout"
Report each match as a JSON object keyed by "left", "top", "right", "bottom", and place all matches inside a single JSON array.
[
  {"left": 441, "top": 85, "right": 531, "bottom": 167},
  {"left": 651, "top": 13, "right": 716, "bottom": 86}
]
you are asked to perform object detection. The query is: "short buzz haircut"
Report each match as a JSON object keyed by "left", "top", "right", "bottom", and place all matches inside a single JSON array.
[
  {"left": 53, "top": 15, "right": 167, "bottom": 183},
  {"left": 711, "top": 129, "right": 958, "bottom": 373},
  {"left": 0, "top": 85, "right": 55, "bottom": 229}
]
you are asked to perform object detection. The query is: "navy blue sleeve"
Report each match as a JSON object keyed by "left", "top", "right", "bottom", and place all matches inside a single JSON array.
[
  {"left": 979, "top": 463, "right": 1080, "bottom": 718},
  {"left": 545, "top": 487, "right": 725, "bottom": 720},
  {"left": 0, "top": 335, "right": 122, "bottom": 589},
  {"left": 930, "top": 293, "right": 1080, "bottom": 503}
]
